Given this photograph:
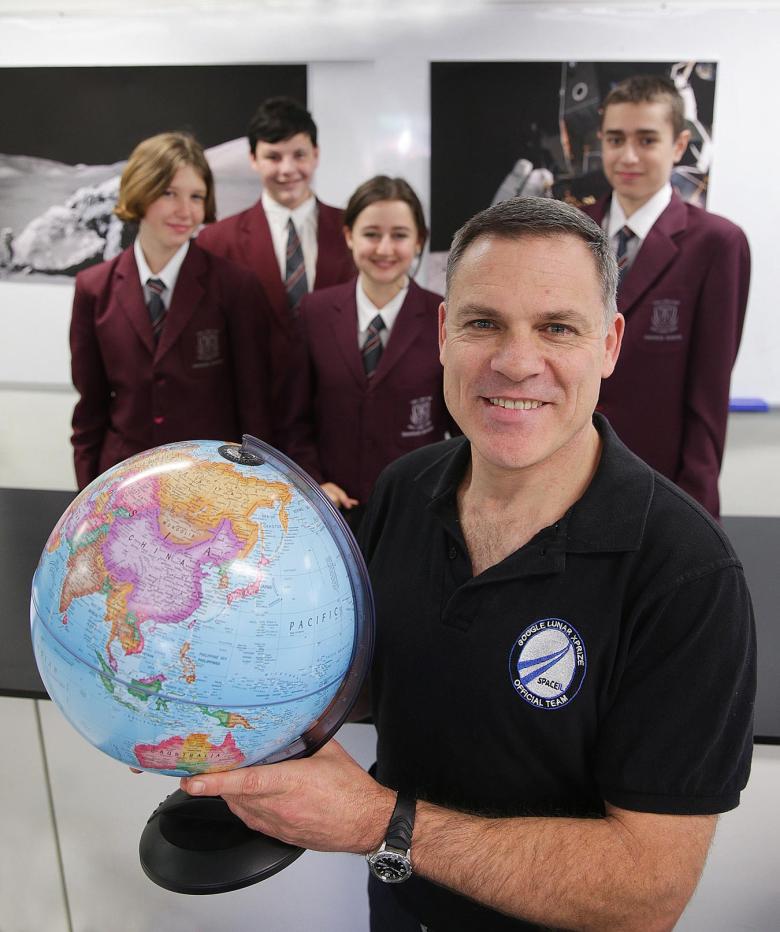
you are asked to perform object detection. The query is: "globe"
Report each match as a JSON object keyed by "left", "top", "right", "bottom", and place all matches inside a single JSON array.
[{"left": 30, "top": 436, "right": 373, "bottom": 780}]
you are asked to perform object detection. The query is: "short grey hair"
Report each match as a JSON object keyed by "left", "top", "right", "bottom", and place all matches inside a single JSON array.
[{"left": 445, "top": 196, "right": 618, "bottom": 330}]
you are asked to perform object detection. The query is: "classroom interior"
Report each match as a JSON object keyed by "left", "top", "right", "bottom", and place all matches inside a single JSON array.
[{"left": 1, "top": 1, "right": 779, "bottom": 930}]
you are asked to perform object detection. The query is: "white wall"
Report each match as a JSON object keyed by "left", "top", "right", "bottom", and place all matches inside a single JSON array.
[
  {"left": 0, "top": 699, "right": 69, "bottom": 932},
  {"left": 677, "top": 744, "right": 780, "bottom": 931}
]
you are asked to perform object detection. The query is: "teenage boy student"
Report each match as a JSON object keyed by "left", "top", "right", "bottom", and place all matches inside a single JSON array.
[
  {"left": 198, "top": 97, "right": 354, "bottom": 437},
  {"left": 582, "top": 73, "right": 750, "bottom": 519}
]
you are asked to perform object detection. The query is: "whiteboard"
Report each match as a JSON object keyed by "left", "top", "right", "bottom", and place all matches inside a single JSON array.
[{"left": 0, "top": 2, "right": 777, "bottom": 401}]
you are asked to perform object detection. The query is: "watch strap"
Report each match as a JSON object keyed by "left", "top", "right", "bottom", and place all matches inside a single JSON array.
[{"left": 384, "top": 791, "right": 416, "bottom": 852}]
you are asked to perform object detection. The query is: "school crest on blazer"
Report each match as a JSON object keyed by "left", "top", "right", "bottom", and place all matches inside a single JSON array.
[
  {"left": 645, "top": 299, "right": 682, "bottom": 342},
  {"left": 582, "top": 191, "right": 750, "bottom": 518},
  {"left": 193, "top": 328, "right": 222, "bottom": 367},
  {"left": 402, "top": 395, "right": 434, "bottom": 438}
]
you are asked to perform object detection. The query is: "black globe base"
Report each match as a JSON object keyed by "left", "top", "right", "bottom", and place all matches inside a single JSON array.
[{"left": 139, "top": 790, "right": 305, "bottom": 894}]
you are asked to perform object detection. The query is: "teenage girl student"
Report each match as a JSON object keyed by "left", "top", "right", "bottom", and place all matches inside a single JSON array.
[
  {"left": 70, "top": 132, "right": 274, "bottom": 488},
  {"left": 284, "top": 175, "right": 456, "bottom": 530}
]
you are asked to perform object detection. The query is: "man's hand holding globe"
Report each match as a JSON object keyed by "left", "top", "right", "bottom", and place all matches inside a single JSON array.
[{"left": 181, "top": 739, "right": 394, "bottom": 855}]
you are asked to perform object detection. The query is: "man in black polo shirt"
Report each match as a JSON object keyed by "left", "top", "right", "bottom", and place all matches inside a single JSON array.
[{"left": 181, "top": 198, "right": 755, "bottom": 932}]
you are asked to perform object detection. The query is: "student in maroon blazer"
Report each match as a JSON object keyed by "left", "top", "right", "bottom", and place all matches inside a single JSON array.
[
  {"left": 284, "top": 176, "right": 455, "bottom": 530},
  {"left": 196, "top": 98, "right": 354, "bottom": 427},
  {"left": 582, "top": 74, "right": 750, "bottom": 518},
  {"left": 70, "top": 132, "right": 273, "bottom": 490}
]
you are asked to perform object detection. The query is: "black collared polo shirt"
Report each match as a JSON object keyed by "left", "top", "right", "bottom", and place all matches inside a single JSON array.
[{"left": 359, "top": 415, "right": 755, "bottom": 932}]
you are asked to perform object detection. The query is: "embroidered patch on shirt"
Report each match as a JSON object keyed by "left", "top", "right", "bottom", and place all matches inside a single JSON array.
[{"left": 509, "top": 619, "right": 587, "bottom": 710}]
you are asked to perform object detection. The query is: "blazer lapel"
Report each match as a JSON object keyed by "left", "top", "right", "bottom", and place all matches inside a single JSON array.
[
  {"left": 326, "top": 286, "right": 367, "bottom": 390},
  {"left": 585, "top": 195, "right": 609, "bottom": 227},
  {"left": 155, "top": 243, "right": 204, "bottom": 361},
  {"left": 371, "top": 283, "right": 429, "bottom": 389},
  {"left": 114, "top": 248, "right": 155, "bottom": 356},
  {"left": 244, "top": 202, "right": 291, "bottom": 331},
  {"left": 618, "top": 195, "right": 687, "bottom": 316},
  {"left": 314, "top": 201, "right": 346, "bottom": 287}
]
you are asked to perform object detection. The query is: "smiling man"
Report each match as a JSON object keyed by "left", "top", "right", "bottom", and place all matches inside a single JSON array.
[
  {"left": 197, "top": 97, "right": 354, "bottom": 444},
  {"left": 439, "top": 233, "right": 622, "bottom": 529},
  {"left": 581, "top": 74, "right": 751, "bottom": 519},
  {"left": 181, "top": 198, "right": 755, "bottom": 932}
]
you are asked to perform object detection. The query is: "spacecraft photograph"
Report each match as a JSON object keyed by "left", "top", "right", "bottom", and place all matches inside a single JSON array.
[{"left": 428, "top": 59, "right": 717, "bottom": 287}]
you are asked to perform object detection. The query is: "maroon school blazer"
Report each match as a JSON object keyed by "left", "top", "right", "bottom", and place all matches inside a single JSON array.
[
  {"left": 583, "top": 193, "right": 750, "bottom": 518},
  {"left": 197, "top": 198, "right": 355, "bottom": 430},
  {"left": 70, "top": 242, "right": 273, "bottom": 489},
  {"left": 283, "top": 278, "right": 456, "bottom": 505}
]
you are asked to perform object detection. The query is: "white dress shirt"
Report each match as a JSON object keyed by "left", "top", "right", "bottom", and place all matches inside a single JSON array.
[
  {"left": 262, "top": 189, "right": 319, "bottom": 289},
  {"left": 356, "top": 278, "right": 409, "bottom": 349},
  {"left": 134, "top": 238, "right": 190, "bottom": 309},
  {"left": 605, "top": 182, "right": 673, "bottom": 267}
]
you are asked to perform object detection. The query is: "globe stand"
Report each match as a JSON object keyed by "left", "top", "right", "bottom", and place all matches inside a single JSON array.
[{"left": 139, "top": 790, "right": 304, "bottom": 894}]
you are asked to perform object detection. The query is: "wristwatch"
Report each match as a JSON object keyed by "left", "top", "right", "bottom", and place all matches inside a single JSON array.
[{"left": 366, "top": 791, "right": 416, "bottom": 883}]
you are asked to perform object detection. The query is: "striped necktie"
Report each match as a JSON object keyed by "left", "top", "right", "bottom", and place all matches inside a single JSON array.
[
  {"left": 615, "top": 225, "right": 635, "bottom": 287},
  {"left": 146, "top": 278, "right": 167, "bottom": 344},
  {"left": 362, "top": 314, "right": 385, "bottom": 377},
  {"left": 284, "top": 217, "right": 309, "bottom": 312}
]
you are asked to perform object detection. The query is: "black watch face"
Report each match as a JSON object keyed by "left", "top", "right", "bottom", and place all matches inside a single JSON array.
[{"left": 371, "top": 851, "right": 412, "bottom": 883}]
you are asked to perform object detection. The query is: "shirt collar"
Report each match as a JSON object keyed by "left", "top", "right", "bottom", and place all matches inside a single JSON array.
[
  {"left": 415, "top": 414, "right": 653, "bottom": 557},
  {"left": 134, "top": 238, "right": 190, "bottom": 294},
  {"left": 262, "top": 189, "right": 317, "bottom": 228},
  {"left": 356, "top": 278, "right": 410, "bottom": 335},
  {"left": 607, "top": 182, "right": 672, "bottom": 241}
]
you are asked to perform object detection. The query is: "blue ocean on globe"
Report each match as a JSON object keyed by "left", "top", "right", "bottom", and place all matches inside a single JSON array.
[{"left": 31, "top": 438, "right": 372, "bottom": 777}]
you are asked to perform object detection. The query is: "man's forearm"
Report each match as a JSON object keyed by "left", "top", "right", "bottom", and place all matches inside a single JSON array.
[{"left": 411, "top": 800, "right": 716, "bottom": 932}]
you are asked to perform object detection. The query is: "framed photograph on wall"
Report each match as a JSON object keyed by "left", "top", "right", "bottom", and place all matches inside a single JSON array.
[
  {"left": 0, "top": 64, "right": 307, "bottom": 283},
  {"left": 429, "top": 60, "right": 717, "bottom": 287}
]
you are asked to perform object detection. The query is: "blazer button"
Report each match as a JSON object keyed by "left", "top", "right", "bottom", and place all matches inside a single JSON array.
[{"left": 153, "top": 416, "right": 165, "bottom": 425}]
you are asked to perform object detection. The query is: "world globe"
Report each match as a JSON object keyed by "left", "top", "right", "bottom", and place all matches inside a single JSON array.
[{"left": 30, "top": 436, "right": 373, "bottom": 782}]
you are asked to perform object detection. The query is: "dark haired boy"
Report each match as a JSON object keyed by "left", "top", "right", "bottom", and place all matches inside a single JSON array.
[
  {"left": 198, "top": 98, "right": 354, "bottom": 436},
  {"left": 581, "top": 74, "right": 750, "bottom": 518}
]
